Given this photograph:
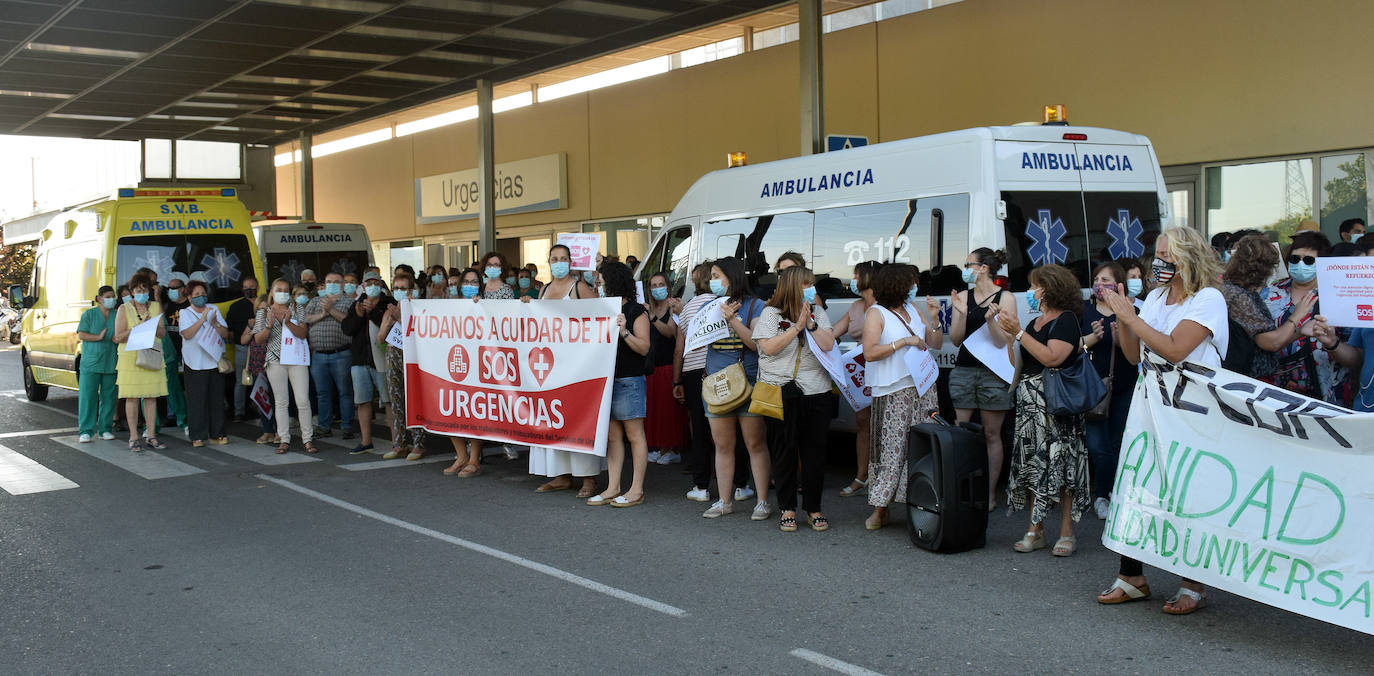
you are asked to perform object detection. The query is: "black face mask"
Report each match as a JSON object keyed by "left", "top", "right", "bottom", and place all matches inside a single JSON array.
[{"left": 243, "top": 288, "right": 258, "bottom": 298}]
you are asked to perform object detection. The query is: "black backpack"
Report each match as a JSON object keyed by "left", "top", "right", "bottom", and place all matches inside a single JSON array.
[{"left": 1222, "top": 317, "right": 1256, "bottom": 375}]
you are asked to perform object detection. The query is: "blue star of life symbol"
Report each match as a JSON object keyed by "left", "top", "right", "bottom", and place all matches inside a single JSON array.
[
  {"left": 135, "top": 250, "right": 176, "bottom": 281},
  {"left": 330, "top": 257, "right": 357, "bottom": 276},
  {"left": 200, "top": 248, "right": 242, "bottom": 287},
  {"left": 1106, "top": 209, "right": 1145, "bottom": 260},
  {"left": 278, "top": 259, "right": 305, "bottom": 284},
  {"left": 937, "top": 299, "right": 953, "bottom": 333},
  {"left": 1026, "top": 209, "right": 1069, "bottom": 265}
]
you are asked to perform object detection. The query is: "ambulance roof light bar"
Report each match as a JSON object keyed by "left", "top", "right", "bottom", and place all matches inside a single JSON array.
[{"left": 116, "top": 188, "right": 236, "bottom": 198}]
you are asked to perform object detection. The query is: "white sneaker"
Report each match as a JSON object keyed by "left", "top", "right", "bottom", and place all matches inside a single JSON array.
[
  {"left": 658, "top": 452, "right": 681, "bottom": 465},
  {"left": 100, "top": 432, "right": 115, "bottom": 441},
  {"left": 685, "top": 487, "right": 711, "bottom": 502},
  {"left": 702, "top": 500, "right": 734, "bottom": 518},
  {"left": 1094, "top": 497, "right": 1110, "bottom": 520},
  {"left": 734, "top": 486, "right": 756, "bottom": 501},
  {"left": 78, "top": 434, "right": 92, "bottom": 443},
  {"left": 751, "top": 501, "right": 772, "bottom": 521},
  {"left": 647, "top": 450, "right": 662, "bottom": 463}
]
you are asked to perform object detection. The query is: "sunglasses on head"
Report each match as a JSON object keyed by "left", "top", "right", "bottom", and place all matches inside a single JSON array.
[{"left": 1287, "top": 255, "right": 1316, "bottom": 266}]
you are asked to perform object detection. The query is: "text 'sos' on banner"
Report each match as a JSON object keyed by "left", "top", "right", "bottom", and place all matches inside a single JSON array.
[
  {"left": 402, "top": 298, "right": 620, "bottom": 456},
  {"left": 1104, "top": 355, "right": 1373, "bottom": 635}
]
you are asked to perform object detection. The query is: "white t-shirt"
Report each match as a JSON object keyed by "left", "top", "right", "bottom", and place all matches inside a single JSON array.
[
  {"left": 1138, "top": 286, "right": 1229, "bottom": 368},
  {"left": 178, "top": 306, "right": 228, "bottom": 371}
]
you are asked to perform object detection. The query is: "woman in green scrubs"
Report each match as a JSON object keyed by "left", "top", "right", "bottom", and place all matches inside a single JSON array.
[{"left": 76, "top": 286, "right": 119, "bottom": 442}]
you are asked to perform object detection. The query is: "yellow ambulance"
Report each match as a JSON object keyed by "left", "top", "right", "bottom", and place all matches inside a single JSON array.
[{"left": 12, "top": 187, "right": 265, "bottom": 401}]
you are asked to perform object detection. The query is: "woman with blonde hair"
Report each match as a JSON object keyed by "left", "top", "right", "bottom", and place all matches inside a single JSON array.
[{"left": 1095, "top": 226, "right": 1227, "bottom": 614}]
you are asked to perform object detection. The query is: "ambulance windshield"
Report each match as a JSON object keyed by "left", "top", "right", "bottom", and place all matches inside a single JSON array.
[{"left": 115, "top": 234, "right": 254, "bottom": 303}]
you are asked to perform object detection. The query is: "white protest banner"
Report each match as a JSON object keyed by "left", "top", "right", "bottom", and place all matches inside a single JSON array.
[
  {"left": 807, "top": 334, "right": 871, "bottom": 410},
  {"left": 125, "top": 316, "right": 159, "bottom": 351},
  {"left": 402, "top": 297, "right": 619, "bottom": 455},
  {"left": 1104, "top": 355, "right": 1374, "bottom": 635},
  {"left": 250, "top": 373, "right": 273, "bottom": 419},
  {"left": 195, "top": 311, "right": 226, "bottom": 362},
  {"left": 635, "top": 281, "right": 645, "bottom": 305},
  {"left": 557, "top": 233, "right": 601, "bottom": 271},
  {"left": 1316, "top": 256, "right": 1374, "bottom": 327},
  {"left": 684, "top": 297, "right": 729, "bottom": 353},
  {"left": 279, "top": 325, "right": 311, "bottom": 366},
  {"left": 385, "top": 322, "right": 404, "bottom": 349},
  {"left": 902, "top": 345, "right": 939, "bottom": 397},
  {"left": 962, "top": 323, "right": 1015, "bottom": 383}
]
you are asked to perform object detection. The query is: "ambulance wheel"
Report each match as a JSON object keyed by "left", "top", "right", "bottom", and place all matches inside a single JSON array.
[{"left": 22, "top": 349, "right": 47, "bottom": 402}]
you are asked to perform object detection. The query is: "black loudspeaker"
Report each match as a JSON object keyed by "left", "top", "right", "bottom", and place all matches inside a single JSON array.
[{"left": 906, "top": 421, "right": 989, "bottom": 553}]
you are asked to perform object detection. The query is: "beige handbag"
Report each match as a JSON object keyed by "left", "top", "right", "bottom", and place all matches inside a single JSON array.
[
  {"left": 702, "top": 300, "right": 756, "bottom": 415},
  {"left": 129, "top": 305, "right": 163, "bottom": 371}
]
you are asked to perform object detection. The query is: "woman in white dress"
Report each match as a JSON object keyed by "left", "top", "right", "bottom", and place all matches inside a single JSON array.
[{"left": 527, "top": 244, "right": 602, "bottom": 498}]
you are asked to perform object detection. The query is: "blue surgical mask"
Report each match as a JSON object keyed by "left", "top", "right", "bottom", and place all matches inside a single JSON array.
[
  {"left": 597, "top": 286, "right": 607, "bottom": 298},
  {"left": 709, "top": 279, "right": 727, "bottom": 297},
  {"left": 393, "top": 290, "right": 409, "bottom": 301},
  {"left": 122, "top": 295, "right": 132, "bottom": 305},
  {"left": 364, "top": 285, "right": 381, "bottom": 298},
  {"left": 1026, "top": 289, "right": 1041, "bottom": 313},
  {"left": 849, "top": 279, "right": 859, "bottom": 295},
  {"left": 651, "top": 287, "right": 669, "bottom": 301},
  {"left": 962, "top": 267, "right": 978, "bottom": 286},
  {"left": 802, "top": 286, "right": 816, "bottom": 304},
  {"left": 1288, "top": 262, "right": 1317, "bottom": 284},
  {"left": 447, "top": 285, "right": 459, "bottom": 297},
  {"left": 317, "top": 289, "right": 326, "bottom": 297},
  {"left": 295, "top": 295, "right": 309, "bottom": 306},
  {"left": 191, "top": 296, "right": 208, "bottom": 308},
  {"left": 273, "top": 291, "right": 290, "bottom": 305},
  {"left": 461, "top": 284, "right": 479, "bottom": 299},
  {"left": 167, "top": 289, "right": 181, "bottom": 303},
  {"left": 134, "top": 293, "right": 149, "bottom": 304},
  {"left": 519, "top": 278, "right": 532, "bottom": 289},
  {"left": 325, "top": 282, "right": 341, "bottom": 296},
  {"left": 1221, "top": 250, "right": 1232, "bottom": 263},
  {"left": 1125, "top": 279, "right": 1144, "bottom": 297},
  {"left": 485, "top": 267, "right": 502, "bottom": 280},
  {"left": 431, "top": 274, "right": 444, "bottom": 286},
  {"left": 343, "top": 283, "right": 357, "bottom": 295},
  {"left": 551, "top": 262, "right": 570, "bottom": 279},
  {"left": 504, "top": 276, "right": 516, "bottom": 286},
  {"left": 102, "top": 297, "right": 116, "bottom": 309},
  {"left": 906, "top": 284, "right": 919, "bottom": 303},
  {"left": 583, "top": 270, "right": 597, "bottom": 285}
]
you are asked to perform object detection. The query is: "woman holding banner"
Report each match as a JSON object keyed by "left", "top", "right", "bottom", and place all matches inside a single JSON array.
[
  {"left": 829, "top": 260, "right": 882, "bottom": 498},
  {"left": 528, "top": 244, "right": 602, "bottom": 498},
  {"left": 755, "top": 266, "right": 835, "bottom": 531},
  {"left": 860, "top": 264, "right": 942, "bottom": 531},
  {"left": 379, "top": 273, "right": 427, "bottom": 461},
  {"left": 949, "top": 248, "right": 1013, "bottom": 509},
  {"left": 995, "top": 264, "right": 1089, "bottom": 556},
  {"left": 178, "top": 280, "right": 230, "bottom": 448},
  {"left": 479, "top": 251, "right": 516, "bottom": 300},
  {"left": 587, "top": 261, "right": 653, "bottom": 507},
  {"left": 254, "top": 278, "right": 316, "bottom": 455},
  {"left": 1096, "top": 226, "right": 1227, "bottom": 614}
]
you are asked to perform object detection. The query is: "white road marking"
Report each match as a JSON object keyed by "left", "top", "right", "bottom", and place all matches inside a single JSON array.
[
  {"left": 161, "top": 427, "right": 319, "bottom": 466},
  {"left": 0, "top": 427, "right": 79, "bottom": 439},
  {"left": 52, "top": 436, "right": 206, "bottom": 480},
  {"left": 255, "top": 474, "right": 688, "bottom": 618},
  {"left": 0, "top": 443, "right": 79, "bottom": 495},
  {"left": 340, "top": 455, "right": 449, "bottom": 471},
  {"left": 789, "top": 649, "right": 886, "bottom": 676}
]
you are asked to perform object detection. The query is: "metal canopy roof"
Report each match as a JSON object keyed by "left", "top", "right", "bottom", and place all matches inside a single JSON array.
[{"left": 0, "top": 0, "right": 786, "bottom": 146}]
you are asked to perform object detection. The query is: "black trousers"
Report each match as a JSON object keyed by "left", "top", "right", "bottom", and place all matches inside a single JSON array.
[
  {"left": 184, "top": 367, "right": 225, "bottom": 441},
  {"left": 770, "top": 387, "right": 831, "bottom": 513},
  {"left": 682, "top": 369, "right": 749, "bottom": 491}
]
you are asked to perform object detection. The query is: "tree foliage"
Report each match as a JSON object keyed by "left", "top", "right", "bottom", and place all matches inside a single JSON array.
[{"left": 0, "top": 229, "right": 36, "bottom": 289}]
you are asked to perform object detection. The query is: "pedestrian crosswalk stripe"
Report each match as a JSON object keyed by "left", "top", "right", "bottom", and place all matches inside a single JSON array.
[
  {"left": 341, "top": 455, "right": 450, "bottom": 471},
  {"left": 51, "top": 435, "right": 206, "bottom": 480},
  {"left": 0, "top": 443, "right": 79, "bottom": 495},
  {"left": 0, "top": 427, "right": 80, "bottom": 439},
  {"left": 160, "top": 428, "right": 320, "bottom": 466}
]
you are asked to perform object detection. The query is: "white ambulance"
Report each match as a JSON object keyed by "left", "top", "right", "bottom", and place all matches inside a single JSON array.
[
  {"left": 636, "top": 120, "right": 1171, "bottom": 368},
  {"left": 255, "top": 221, "right": 372, "bottom": 286}
]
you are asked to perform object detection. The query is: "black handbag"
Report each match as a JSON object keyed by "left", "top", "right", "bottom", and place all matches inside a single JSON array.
[
  {"left": 1042, "top": 315, "right": 1109, "bottom": 417},
  {"left": 1084, "top": 316, "right": 1116, "bottom": 421}
]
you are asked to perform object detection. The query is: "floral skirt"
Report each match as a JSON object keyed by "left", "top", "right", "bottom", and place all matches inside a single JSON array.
[
  {"left": 867, "top": 386, "right": 939, "bottom": 507},
  {"left": 1007, "top": 373, "right": 1090, "bottom": 524},
  {"left": 386, "top": 347, "right": 426, "bottom": 451}
]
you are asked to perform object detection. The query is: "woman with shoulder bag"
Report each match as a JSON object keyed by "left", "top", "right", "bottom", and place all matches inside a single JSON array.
[
  {"left": 113, "top": 274, "right": 169, "bottom": 452},
  {"left": 699, "top": 257, "right": 772, "bottom": 521},
  {"left": 586, "top": 262, "right": 653, "bottom": 507},
  {"left": 860, "top": 264, "right": 942, "bottom": 531},
  {"left": 254, "top": 279, "right": 316, "bottom": 455},
  {"left": 754, "top": 266, "right": 835, "bottom": 532},
  {"left": 995, "top": 264, "right": 1091, "bottom": 557},
  {"left": 1081, "top": 262, "right": 1137, "bottom": 520}
]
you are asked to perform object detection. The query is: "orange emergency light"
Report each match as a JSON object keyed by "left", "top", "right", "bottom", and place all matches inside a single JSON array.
[
  {"left": 1043, "top": 105, "right": 1068, "bottom": 126},
  {"left": 726, "top": 151, "right": 747, "bottom": 168}
]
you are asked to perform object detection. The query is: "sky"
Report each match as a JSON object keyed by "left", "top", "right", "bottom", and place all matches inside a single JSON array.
[{"left": 0, "top": 134, "right": 140, "bottom": 224}]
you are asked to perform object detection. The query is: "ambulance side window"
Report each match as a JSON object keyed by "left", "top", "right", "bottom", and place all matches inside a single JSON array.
[
  {"left": 638, "top": 225, "right": 692, "bottom": 296},
  {"left": 999, "top": 191, "right": 1090, "bottom": 291},
  {"left": 814, "top": 200, "right": 919, "bottom": 301},
  {"left": 1083, "top": 192, "right": 1161, "bottom": 269}
]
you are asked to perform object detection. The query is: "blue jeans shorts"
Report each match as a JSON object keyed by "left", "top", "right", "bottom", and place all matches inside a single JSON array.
[
  {"left": 611, "top": 376, "right": 647, "bottom": 421},
  {"left": 351, "top": 365, "right": 389, "bottom": 405}
]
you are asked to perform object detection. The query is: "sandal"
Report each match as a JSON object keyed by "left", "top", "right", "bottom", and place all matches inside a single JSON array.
[
  {"left": 145, "top": 437, "right": 167, "bottom": 451},
  {"left": 575, "top": 482, "right": 598, "bottom": 499},
  {"left": 255, "top": 434, "right": 277, "bottom": 445},
  {"left": 1013, "top": 531, "right": 1046, "bottom": 553},
  {"left": 304, "top": 442, "right": 318, "bottom": 454},
  {"left": 809, "top": 514, "right": 830, "bottom": 532},
  {"left": 536, "top": 478, "right": 572, "bottom": 493},
  {"left": 839, "top": 478, "right": 867, "bottom": 497},
  {"left": 275, "top": 443, "right": 290, "bottom": 455},
  {"left": 1163, "top": 587, "right": 1207, "bottom": 615},
  {"left": 1098, "top": 578, "right": 1152, "bottom": 605},
  {"left": 128, "top": 439, "right": 143, "bottom": 453},
  {"left": 457, "top": 464, "right": 482, "bottom": 478},
  {"left": 1052, "top": 536, "right": 1077, "bottom": 557},
  {"left": 779, "top": 513, "right": 798, "bottom": 532},
  {"left": 191, "top": 440, "right": 205, "bottom": 448},
  {"left": 864, "top": 511, "right": 889, "bottom": 531},
  {"left": 443, "top": 461, "right": 464, "bottom": 476}
]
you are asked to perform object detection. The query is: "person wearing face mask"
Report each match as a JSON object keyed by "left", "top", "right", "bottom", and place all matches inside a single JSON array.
[
  {"left": 1117, "top": 258, "right": 1149, "bottom": 309},
  {"left": 379, "top": 274, "right": 428, "bottom": 461},
  {"left": 440, "top": 268, "right": 489, "bottom": 476},
  {"left": 585, "top": 261, "right": 654, "bottom": 507},
  {"left": 342, "top": 272, "right": 360, "bottom": 299},
  {"left": 829, "top": 260, "right": 882, "bottom": 497},
  {"left": 111, "top": 284, "right": 134, "bottom": 433},
  {"left": 1258, "top": 231, "right": 1350, "bottom": 403},
  {"left": 299, "top": 269, "right": 318, "bottom": 297},
  {"left": 227, "top": 276, "right": 260, "bottom": 423},
  {"left": 1079, "top": 262, "right": 1137, "bottom": 520},
  {"left": 178, "top": 280, "right": 231, "bottom": 448},
  {"left": 948, "top": 247, "right": 1012, "bottom": 508},
  {"left": 503, "top": 266, "right": 519, "bottom": 288},
  {"left": 516, "top": 269, "right": 539, "bottom": 299},
  {"left": 424, "top": 265, "right": 447, "bottom": 300},
  {"left": 860, "top": 264, "right": 943, "bottom": 531},
  {"left": 304, "top": 272, "right": 357, "bottom": 441},
  {"left": 341, "top": 272, "right": 395, "bottom": 455},
  {"left": 994, "top": 264, "right": 1090, "bottom": 557},
  {"left": 1220, "top": 235, "right": 1285, "bottom": 381},
  {"left": 754, "top": 266, "right": 836, "bottom": 531},
  {"left": 76, "top": 286, "right": 120, "bottom": 443},
  {"left": 454, "top": 269, "right": 481, "bottom": 301},
  {"left": 528, "top": 244, "right": 602, "bottom": 497},
  {"left": 524, "top": 263, "right": 544, "bottom": 295},
  {"left": 254, "top": 278, "right": 316, "bottom": 455},
  {"left": 643, "top": 272, "right": 686, "bottom": 466},
  {"left": 478, "top": 251, "right": 515, "bottom": 299},
  {"left": 159, "top": 272, "right": 190, "bottom": 434},
  {"left": 113, "top": 274, "right": 169, "bottom": 452}
]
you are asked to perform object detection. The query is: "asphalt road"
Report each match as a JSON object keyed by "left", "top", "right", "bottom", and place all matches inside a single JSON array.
[{"left": 0, "top": 344, "right": 1369, "bottom": 675}]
